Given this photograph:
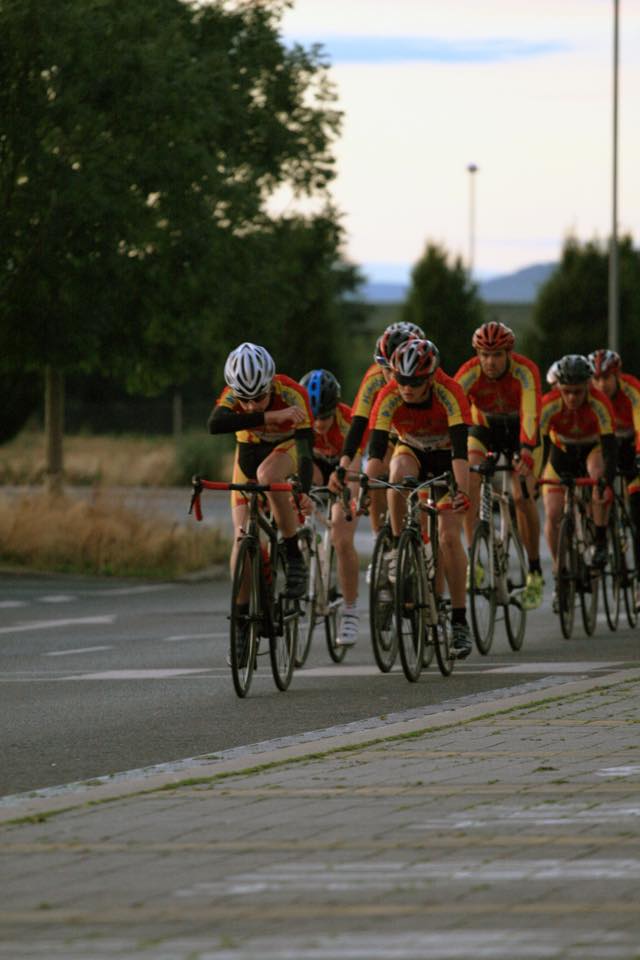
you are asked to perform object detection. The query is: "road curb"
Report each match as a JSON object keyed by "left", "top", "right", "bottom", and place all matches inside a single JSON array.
[{"left": 2, "top": 666, "right": 639, "bottom": 825}]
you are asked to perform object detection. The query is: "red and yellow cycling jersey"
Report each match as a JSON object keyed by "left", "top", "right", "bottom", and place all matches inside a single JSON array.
[
  {"left": 540, "top": 385, "right": 615, "bottom": 450},
  {"left": 370, "top": 369, "right": 471, "bottom": 452},
  {"left": 608, "top": 373, "right": 640, "bottom": 452},
  {"left": 351, "top": 364, "right": 387, "bottom": 420},
  {"left": 312, "top": 401, "right": 352, "bottom": 458},
  {"left": 215, "top": 374, "right": 312, "bottom": 444},
  {"left": 454, "top": 351, "right": 541, "bottom": 448}
]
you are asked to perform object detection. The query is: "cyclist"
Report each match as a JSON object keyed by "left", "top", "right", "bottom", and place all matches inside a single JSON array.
[
  {"left": 540, "top": 354, "right": 617, "bottom": 611},
  {"left": 300, "top": 369, "right": 361, "bottom": 647},
  {"left": 367, "top": 338, "right": 473, "bottom": 659},
  {"left": 331, "top": 321, "right": 424, "bottom": 537},
  {"left": 454, "top": 321, "right": 543, "bottom": 610},
  {"left": 208, "top": 343, "right": 313, "bottom": 605},
  {"left": 589, "top": 348, "right": 640, "bottom": 594}
]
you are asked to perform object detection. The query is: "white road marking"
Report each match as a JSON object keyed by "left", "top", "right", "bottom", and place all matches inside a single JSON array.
[
  {"left": 163, "top": 632, "right": 228, "bottom": 641},
  {"left": 0, "top": 600, "right": 26, "bottom": 608},
  {"left": 85, "top": 584, "right": 172, "bottom": 597},
  {"left": 0, "top": 615, "right": 115, "bottom": 636},
  {"left": 63, "top": 668, "right": 212, "bottom": 680},
  {"left": 597, "top": 765, "right": 640, "bottom": 778},
  {"left": 485, "top": 661, "right": 624, "bottom": 674},
  {"left": 408, "top": 802, "right": 640, "bottom": 829},
  {"left": 175, "top": 858, "right": 640, "bottom": 898},
  {"left": 39, "top": 595, "right": 74, "bottom": 604},
  {"left": 44, "top": 645, "right": 112, "bottom": 657}
]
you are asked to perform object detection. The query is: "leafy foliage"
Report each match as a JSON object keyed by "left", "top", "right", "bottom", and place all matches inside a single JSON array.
[
  {"left": 523, "top": 235, "right": 640, "bottom": 380},
  {"left": 400, "top": 243, "right": 486, "bottom": 375}
]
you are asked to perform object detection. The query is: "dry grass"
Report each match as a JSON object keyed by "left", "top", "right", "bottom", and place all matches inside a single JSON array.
[
  {"left": 0, "top": 492, "right": 230, "bottom": 578},
  {"left": 0, "top": 433, "right": 179, "bottom": 486}
]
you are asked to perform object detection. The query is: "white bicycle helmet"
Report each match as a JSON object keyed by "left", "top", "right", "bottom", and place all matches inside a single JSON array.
[{"left": 224, "top": 343, "right": 275, "bottom": 399}]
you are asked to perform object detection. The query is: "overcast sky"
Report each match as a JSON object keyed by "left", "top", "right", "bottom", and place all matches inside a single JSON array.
[{"left": 279, "top": 0, "right": 640, "bottom": 283}]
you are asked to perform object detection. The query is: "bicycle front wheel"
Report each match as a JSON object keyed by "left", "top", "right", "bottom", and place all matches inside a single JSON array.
[
  {"left": 270, "top": 548, "right": 297, "bottom": 691},
  {"left": 325, "top": 543, "right": 347, "bottom": 663},
  {"left": 469, "top": 522, "right": 496, "bottom": 655},
  {"left": 619, "top": 506, "right": 639, "bottom": 628},
  {"left": 433, "top": 599, "right": 454, "bottom": 677},
  {"left": 580, "top": 518, "right": 599, "bottom": 637},
  {"left": 295, "top": 528, "right": 316, "bottom": 668},
  {"left": 369, "top": 524, "right": 398, "bottom": 672},
  {"left": 504, "top": 528, "right": 527, "bottom": 651},
  {"left": 601, "top": 523, "right": 621, "bottom": 631},
  {"left": 395, "top": 532, "right": 426, "bottom": 682},
  {"left": 557, "top": 516, "right": 577, "bottom": 639},
  {"left": 229, "top": 537, "right": 260, "bottom": 698}
]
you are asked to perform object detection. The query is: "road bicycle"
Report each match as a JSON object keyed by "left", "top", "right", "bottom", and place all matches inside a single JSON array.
[
  {"left": 394, "top": 472, "right": 459, "bottom": 682},
  {"left": 190, "top": 476, "right": 302, "bottom": 698},
  {"left": 601, "top": 471, "right": 639, "bottom": 630},
  {"left": 541, "top": 476, "right": 600, "bottom": 640},
  {"left": 468, "top": 452, "right": 527, "bottom": 655},
  {"left": 296, "top": 485, "right": 350, "bottom": 667}
]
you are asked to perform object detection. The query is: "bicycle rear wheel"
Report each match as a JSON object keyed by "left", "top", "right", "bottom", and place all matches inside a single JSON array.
[
  {"left": 601, "top": 523, "right": 621, "bottom": 631},
  {"left": 229, "top": 537, "right": 260, "bottom": 698},
  {"left": 369, "top": 524, "right": 398, "bottom": 672},
  {"left": 469, "top": 522, "right": 496, "bottom": 655},
  {"left": 619, "top": 507, "right": 639, "bottom": 627},
  {"left": 504, "top": 528, "right": 527, "bottom": 651},
  {"left": 395, "top": 532, "right": 425, "bottom": 682},
  {"left": 270, "top": 548, "right": 297, "bottom": 691},
  {"left": 295, "top": 528, "right": 316, "bottom": 668},
  {"left": 580, "top": 518, "right": 599, "bottom": 636},
  {"left": 557, "top": 517, "right": 576, "bottom": 639},
  {"left": 325, "top": 542, "right": 347, "bottom": 663}
]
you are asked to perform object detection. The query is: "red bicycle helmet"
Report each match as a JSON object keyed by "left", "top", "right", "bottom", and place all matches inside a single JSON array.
[
  {"left": 588, "top": 349, "right": 621, "bottom": 378},
  {"left": 472, "top": 321, "right": 515, "bottom": 352}
]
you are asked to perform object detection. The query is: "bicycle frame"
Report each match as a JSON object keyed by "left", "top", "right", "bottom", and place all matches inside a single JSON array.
[{"left": 476, "top": 455, "right": 521, "bottom": 606}]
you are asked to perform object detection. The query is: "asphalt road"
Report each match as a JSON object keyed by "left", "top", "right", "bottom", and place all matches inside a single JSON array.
[{"left": 1, "top": 562, "right": 638, "bottom": 798}]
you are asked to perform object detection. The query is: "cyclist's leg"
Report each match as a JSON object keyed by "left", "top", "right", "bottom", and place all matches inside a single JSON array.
[
  {"left": 256, "top": 441, "right": 306, "bottom": 597},
  {"left": 586, "top": 444, "right": 609, "bottom": 567},
  {"left": 388, "top": 445, "right": 419, "bottom": 535},
  {"left": 332, "top": 455, "right": 361, "bottom": 646},
  {"left": 541, "top": 457, "right": 564, "bottom": 572}
]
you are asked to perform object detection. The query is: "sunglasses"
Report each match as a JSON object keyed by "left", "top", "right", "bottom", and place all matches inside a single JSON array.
[{"left": 395, "top": 373, "right": 430, "bottom": 388}]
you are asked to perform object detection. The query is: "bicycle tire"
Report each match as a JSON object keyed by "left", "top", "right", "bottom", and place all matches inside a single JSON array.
[
  {"left": 504, "top": 528, "right": 527, "bottom": 651},
  {"left": 395, "top": 531, "right": 425, "bottom": 682},
  {"left": 580, "top": 518, "right": 599, "bottom": 636},
  {"left": 619, "top": 506, "right": 639, "bottom": 628},
  {"left": 295, "top": 528, "right": 316, "bottom": 668},
  {"left": 229, "top": 537, "right": 260, "bottom": 698},
  {"left": 369, "top": 524, "right": 398, "bottom": 672},
  {"left": 325, "top": 542, "right": 347, "bottom": 663},
  {"left": 557, "top": 516, "right": 576, "bottom": 639},
  {"left": 269, "top": 547, "right": 297, "bottom": 691},
  {"left": 601, "top": 523, "right": 621, "bottom": 631},
  {"left": 469, "top": 522, "right": 496, "bottom": 655},
  {"left": 433, "top": 598, "right": 454, "bottom": 677}
]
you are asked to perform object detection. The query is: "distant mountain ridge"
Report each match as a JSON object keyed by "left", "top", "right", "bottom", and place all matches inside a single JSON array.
[{"left": 362, "top": 261, "right": 557, "bottom": 305}]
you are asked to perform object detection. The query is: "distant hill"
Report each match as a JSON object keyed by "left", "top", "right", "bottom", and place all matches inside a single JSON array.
[{"left": 361, "top": 262, "right": 557, "bottom": 305}]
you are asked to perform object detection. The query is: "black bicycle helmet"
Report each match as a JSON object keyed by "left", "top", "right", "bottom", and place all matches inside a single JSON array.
[
  {"left": 554, "top": 354, "right": 594, "bottom": 386},
  {"left": 374, "top": 322, "right": 424, "bottom": 368},
  {"left": 300, "top": 369, "right": 341, "bottom": 418}
]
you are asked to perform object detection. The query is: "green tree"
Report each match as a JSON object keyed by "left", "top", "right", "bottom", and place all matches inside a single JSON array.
[
  {"left": 0, "top": 0, "right": 346, "bottom": 474},
  {"left": 400, "top": 242, "right": 486, "bottom": 375},
  {"left": 523, "top": 235, "right": 640, "bottom": 381}
]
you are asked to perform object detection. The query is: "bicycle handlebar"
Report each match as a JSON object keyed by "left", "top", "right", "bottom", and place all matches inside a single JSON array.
[{"left": 189, "top": 475, "right": 302, "bottom": 523}]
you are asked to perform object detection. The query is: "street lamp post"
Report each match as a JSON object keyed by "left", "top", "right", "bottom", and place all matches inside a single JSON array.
[
  {"left": 467, "top": 163, "right": 478, "bottom": 278},
  {"left": 608, "top": 0, "right": 620, "bottom": 352}
]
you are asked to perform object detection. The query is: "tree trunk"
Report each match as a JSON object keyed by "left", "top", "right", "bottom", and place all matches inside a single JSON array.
[
  {"left": 45, "top": 365, "right": 64, "bottom": 495},
  {"left": 172, "top": 388, "right": 183, "bottom": 438}
]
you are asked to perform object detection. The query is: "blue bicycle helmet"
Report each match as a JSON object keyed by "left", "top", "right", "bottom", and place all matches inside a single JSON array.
[{"left": 300, "top": 369, "right": 341, "bottom": 418}]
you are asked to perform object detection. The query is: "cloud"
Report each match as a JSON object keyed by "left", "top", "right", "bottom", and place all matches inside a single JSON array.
[{"left": 286, "top": 35, "right": 568, "bottom": 65}]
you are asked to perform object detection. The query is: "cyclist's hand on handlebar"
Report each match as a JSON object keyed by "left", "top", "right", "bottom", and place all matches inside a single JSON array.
[
  {"left": 450, "top": 490, "right": 471, "bottom": 513},
  {"left": 328, "top": 464, "right": 347, "bottom": 494},
  {"left": 515, "top": 449, "right": 535, "bottom": 478},
  {"left": 293, "top": 492, "right": 313, "bottom": 516}
]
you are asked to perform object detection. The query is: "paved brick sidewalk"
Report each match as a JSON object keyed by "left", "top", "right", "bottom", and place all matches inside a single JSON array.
[{"left": 2, "top": 669, "right": 640, "bottom": 959}]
